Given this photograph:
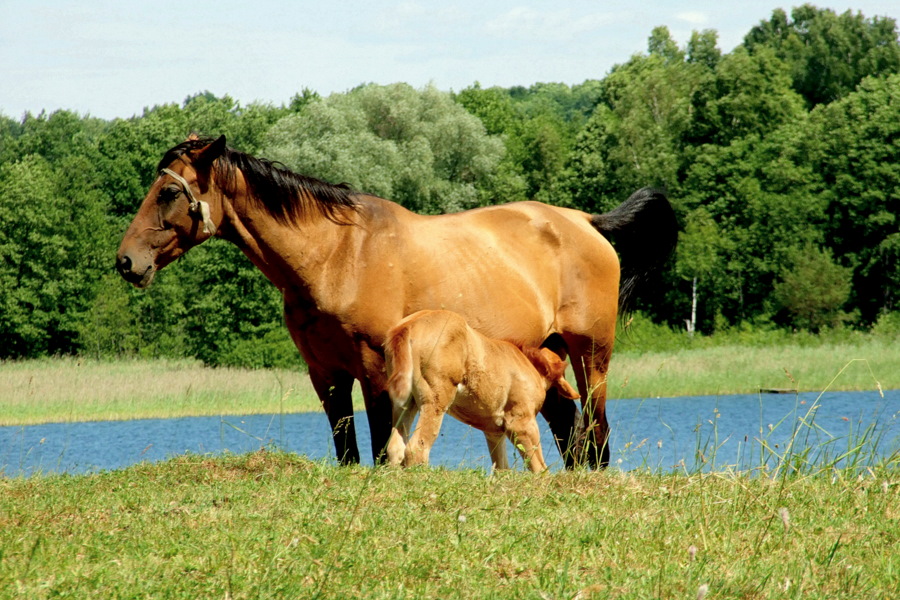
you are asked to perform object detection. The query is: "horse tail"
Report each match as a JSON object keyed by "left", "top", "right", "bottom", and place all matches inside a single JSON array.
[
  {"left": 385, "top": 326, "right": 414, "bottom": 405},
  {"left": 590, "top": 187, "right": 678, "bottom": 316}
]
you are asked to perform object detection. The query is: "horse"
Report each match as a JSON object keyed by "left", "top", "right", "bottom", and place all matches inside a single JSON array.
[
  {"left": 384, "top": 309, "right": 580, "bottom": 472},
  {"left": 115, "top": 135, "right": 677, "bottom": 469}
]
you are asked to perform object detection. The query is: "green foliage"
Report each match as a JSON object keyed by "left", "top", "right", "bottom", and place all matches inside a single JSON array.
[
  {"left": 773, "top": 244, "right": 854, "bottom": 331},
  {"left": 745, "top": 5, "right": 900, "bottom": 107},
  {"left": 562, "top": 44, "right": 709, "bottom": 212},
  {"left": 687, "top": 46, "right": 805, "bottom": 146},
  {"left": 802, "top": 74, "right": 900, "bottom": 320},
  {"left": 263, "top": 83, "right": 504, "bottom": 214},
  {"left": 454, "top": 81, "right": 600, "bottom": 203},
  {"left": 2, "top": 5, "right": 900, "bottom": 363},
  {"left": 0, "top": 148, "right": 111, "bottom": 358}
]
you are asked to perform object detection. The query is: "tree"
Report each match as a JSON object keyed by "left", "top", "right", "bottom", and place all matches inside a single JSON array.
[
  {"left": 686, "top": 46, "right": 805, "bottom": 147},
  {"left": 745, "top": 5, "right": 900, "bottom": 107},
  {"left": 0, "top": 155, "right": 107, "bottom": 357},
  {"left": 773, "top": 244, "right": 852, "bottom": 331},
  {"left": 800, "top": 74, "right": 900, "bottom": 322},
  {"left": 562, "top": 29, "right": 710, "bottom": 212},
  {"left": 687, "top": 30, "right": 722, "bottom": 70},
  {"left": 675, "top": 208, "right": 728, "bottom": 334},
  {"left": 262, "top": 83, "right": 505, "bottom": 214}
]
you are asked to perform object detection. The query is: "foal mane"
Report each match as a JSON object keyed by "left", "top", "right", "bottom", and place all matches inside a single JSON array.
[{"left": 158, "top": 138, "right": 360, "bottom": 225}]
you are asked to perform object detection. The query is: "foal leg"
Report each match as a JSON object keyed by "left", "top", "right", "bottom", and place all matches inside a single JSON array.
[
  {"left": 507, "top": 418, "right": 547, "bottom": 473},
  {"left": 403, "top": 380, "right": 453, "bottom": 467},
  {"left": 387, "top": 397, "right": 418, "bottom": 466},
  {"left": 483, "top": 431, "right": 509, "bottom": 470},
  {"left": 309, "top": 369, "right": 360, "bottom": 465}
]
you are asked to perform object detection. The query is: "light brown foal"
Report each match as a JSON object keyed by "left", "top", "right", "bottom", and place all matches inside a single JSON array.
[{"left": 384, "top": 310, "right": 580, "bottom": 472}]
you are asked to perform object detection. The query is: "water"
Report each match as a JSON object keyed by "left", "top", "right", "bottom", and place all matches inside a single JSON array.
[{"left": 2, "top": 390, "right": 898, "bottom": 477}]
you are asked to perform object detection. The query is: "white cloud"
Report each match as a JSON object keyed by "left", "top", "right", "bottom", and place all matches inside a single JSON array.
[
  {"left": 484, "top": 7, "right": 625, "bottom": 41},
  {"left": 677, "top": 11, "right": 709, "bottom": 25}
]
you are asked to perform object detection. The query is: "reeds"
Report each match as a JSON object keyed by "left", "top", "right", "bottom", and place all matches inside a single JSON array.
[{"left": 0, "top": 357, "right": 346, "bottom": 426}]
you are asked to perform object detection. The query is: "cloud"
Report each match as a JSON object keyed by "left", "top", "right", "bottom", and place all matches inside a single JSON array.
[
  {"left": 484, "top": 7, "right": 625, "bottom": 41},
  {"left": 677, "top": 11, "right": 709, "bottom": 25}
]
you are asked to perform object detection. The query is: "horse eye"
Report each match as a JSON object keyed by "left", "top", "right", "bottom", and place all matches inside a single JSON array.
[{"left": 157, "top": 185, "right": 181, "bottom": 204}]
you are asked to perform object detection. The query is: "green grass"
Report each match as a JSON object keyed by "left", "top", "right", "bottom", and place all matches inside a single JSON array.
[
  {"left": 2, "top": 329, "right": 898, "bottom": 597},
  {"left": 0, "top": 451, "right": 897, "bottom": 599}
]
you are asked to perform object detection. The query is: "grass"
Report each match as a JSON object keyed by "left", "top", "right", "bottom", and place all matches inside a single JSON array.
[
  {"left": 0, "top": 450, "right": 897, "bottom": 599},
  {"left": 0, "top": 357, "right": 363, "bottom": 426},
  {"left": 2, "top": 330, "right": 898, "bottom": 597},
  {"left": 1, "top": 335, "right": 896, "bottom": 426},
  {"left": 607, "top": 339, "right": 896, "bottom": 399}
]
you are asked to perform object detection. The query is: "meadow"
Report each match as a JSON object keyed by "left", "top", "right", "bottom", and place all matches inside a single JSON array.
[
  {"left": 0, "top": 450, "right": 897, "bottom": 599},
  {"left": 0, "top": 333, "right": 896, "bottom": 426},
  {"left": 2, "top": 330, "right": 898, "bottom": 598}
]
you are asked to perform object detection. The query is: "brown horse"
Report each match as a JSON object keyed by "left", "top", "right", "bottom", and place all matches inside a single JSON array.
[
  {"left": 384, "top": 309, "right": 581, "bottom": 472},
  {"left": 116, "top": 135, "right": 677, "bottom": 468}
]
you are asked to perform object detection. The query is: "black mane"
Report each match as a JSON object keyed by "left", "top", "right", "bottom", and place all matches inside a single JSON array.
[{"left": 158, "top": 137, "right": 360, "bottom": 224}]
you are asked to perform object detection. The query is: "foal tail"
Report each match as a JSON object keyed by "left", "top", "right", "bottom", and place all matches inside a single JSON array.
[
  {"left": 590, "top": 187, "right": 678, "bottom": 316},
  {"left": 384, "top": 326, "right": 414, "bottom": 405}
]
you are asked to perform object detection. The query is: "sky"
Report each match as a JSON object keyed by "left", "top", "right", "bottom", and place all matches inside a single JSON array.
[{"left": 2, "top": 1, "right": 899, "bottom": 121}]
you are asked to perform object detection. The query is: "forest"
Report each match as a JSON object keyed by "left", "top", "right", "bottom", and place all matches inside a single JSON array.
[{"left": 1, "top": 5, "right": 899, "bottom": 368}]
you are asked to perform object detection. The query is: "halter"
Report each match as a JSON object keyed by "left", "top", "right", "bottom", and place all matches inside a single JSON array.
[{"left": 160, "top": 168, "right": 216, "bottom": 235}]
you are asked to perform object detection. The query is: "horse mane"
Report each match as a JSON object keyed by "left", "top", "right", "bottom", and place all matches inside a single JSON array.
[{"left": 157, "top": 137, "right": 360, "bottom": 225}]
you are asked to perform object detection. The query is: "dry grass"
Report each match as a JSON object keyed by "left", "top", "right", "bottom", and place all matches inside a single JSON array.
[
  {"left": 608, "top": 340, "right": 895, "bottom": 399},
  {"left": 0, "top": 357, "right": 365, "bottom": 426},
  {"left": 2, "top": 337, "right": 896, "bottom": 427}
]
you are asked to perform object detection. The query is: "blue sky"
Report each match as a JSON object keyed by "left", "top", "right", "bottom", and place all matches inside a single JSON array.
[{"left": 2, "top": 1, "right": 899, "bottom": 120}]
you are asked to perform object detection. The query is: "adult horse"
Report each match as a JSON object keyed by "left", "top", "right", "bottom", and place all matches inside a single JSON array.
[{"left": 116, "top": 135, "right": 677, "bottom": 469}]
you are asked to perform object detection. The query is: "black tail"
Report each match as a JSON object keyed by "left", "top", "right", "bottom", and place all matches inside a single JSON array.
[{"left": 590, "top": 188, "right": 678, "bottom": 317}]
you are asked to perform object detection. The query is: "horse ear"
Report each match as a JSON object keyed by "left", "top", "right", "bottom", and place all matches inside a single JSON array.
[{"left": 194, "top": 135, "right": 227, "bottom": 173}]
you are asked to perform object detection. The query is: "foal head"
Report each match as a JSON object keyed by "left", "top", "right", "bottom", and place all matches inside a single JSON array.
[
  {"left": 522, "top": 347, "right": 580, "bottom": 400},
  {"left": 116, "top": 135, "right": 227, "bottom": 288}
]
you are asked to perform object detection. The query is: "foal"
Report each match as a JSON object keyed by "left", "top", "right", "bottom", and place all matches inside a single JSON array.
[{"left": 384, "top": 310, "right": 580, "bottom": 472}]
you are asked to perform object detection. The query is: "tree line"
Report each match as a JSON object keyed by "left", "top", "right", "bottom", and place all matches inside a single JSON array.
[{"left": 1, "top": 5, "right": 898, "bottom": 367}]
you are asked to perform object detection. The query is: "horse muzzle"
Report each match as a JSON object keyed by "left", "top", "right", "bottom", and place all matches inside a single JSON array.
[{"left": 116, "top": 253, "right": 156, "bottom": 288}]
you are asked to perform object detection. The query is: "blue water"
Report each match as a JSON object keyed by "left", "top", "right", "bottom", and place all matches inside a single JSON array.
[{"left": 2, "top": 390, "right": 898, "bottom": 477}]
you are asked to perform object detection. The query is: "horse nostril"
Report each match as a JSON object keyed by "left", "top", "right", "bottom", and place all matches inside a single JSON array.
[{"left": 116, "top": 255, "right": 132, "bottom": 275}]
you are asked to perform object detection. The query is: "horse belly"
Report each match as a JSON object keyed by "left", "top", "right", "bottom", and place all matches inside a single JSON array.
[{"left": 404, "top": 253, "right": 557, "bottom": 344}]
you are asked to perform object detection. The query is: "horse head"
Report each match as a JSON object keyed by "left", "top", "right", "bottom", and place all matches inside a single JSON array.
[{"left": 116, "top": 135, "right": 227, "bottom": 288}]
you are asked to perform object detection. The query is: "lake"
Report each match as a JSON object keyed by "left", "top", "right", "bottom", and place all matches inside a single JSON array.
[{"left": 2, "top": 390, "right": 898, "bottom": 477}]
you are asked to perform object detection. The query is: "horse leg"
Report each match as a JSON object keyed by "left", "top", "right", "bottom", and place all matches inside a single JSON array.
[
  {"left": 539, "top": 387, "right": 581, "bottom": 470},
  {"left": 358, "top": 379, "right": 395, "bottom": 464},
  {"left": 537, "top": 335, "right": 581, "bottom": 469},
  {"left": 484, "top": 431, "right": 509, "bottom": 470},
  {"left": 309, "top": 369, "right": 360, "bottom": 465},
  {"left": 567, "top": 337, "right": 614, "bottom": 469}
]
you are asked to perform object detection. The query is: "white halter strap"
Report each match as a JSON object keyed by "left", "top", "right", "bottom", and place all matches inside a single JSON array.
[{"left": 161, "top": 168, "right": 216, "bottom": 235}]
